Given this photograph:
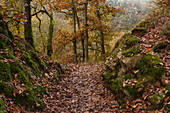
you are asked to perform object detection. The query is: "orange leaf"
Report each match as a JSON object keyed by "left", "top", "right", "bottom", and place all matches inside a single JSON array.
[
  {"left": 1, "top": 92, "right": 5, "bottom": 97},
  {"left": 138, "top": 88, "right": 143, "bottom": 92},
  {"left": 13, "top": 91, "right": 16, "bottom": 97},
  {"left": 164, "top": 96, "right": 170, "bottom": 102}
]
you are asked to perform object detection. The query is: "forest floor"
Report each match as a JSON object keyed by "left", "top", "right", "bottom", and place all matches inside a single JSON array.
[{"left": 44, "top": 63, "right": 122, "bottom": 112}]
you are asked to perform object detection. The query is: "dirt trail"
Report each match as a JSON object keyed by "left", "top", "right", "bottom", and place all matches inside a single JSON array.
[{"left": 44, "top": 63, "right": 119, "bottom": 112}]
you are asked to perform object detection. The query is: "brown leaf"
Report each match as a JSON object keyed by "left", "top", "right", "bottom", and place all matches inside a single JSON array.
[
  {"left": 35, "top": 100, "right": 40, "bottom": 107},
  {"left": 138, "top": 88, "right": 143, "bottom": 92}
]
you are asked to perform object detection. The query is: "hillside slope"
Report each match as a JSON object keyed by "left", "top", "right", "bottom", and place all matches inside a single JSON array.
[
  {"left": 103, "top": 10, "right": 170, "bottom": 112},
  {"left": 0, "top": 14, "right": 64, "bottom": 112}
]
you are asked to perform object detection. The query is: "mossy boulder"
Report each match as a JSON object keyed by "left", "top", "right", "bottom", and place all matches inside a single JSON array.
[{"left": 103, "top": 33, "right": 166, "bottom": 108}]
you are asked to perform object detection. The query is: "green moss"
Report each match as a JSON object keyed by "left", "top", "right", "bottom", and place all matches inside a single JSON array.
[
  {"left": 149, "top": 94, "right": 163, "bottom": 109},
  {"left": 0, "top": 37, "right": 12, "bottom": 50},
  {"left": 13, "top": 66, "right": 30, "bottom": 84},
  {"left": 126, "top": 86, "right": 144, "bottom": 98},
  {"left": 0, "top": 62, "right": 13, "bottom": 81},
  {"left": 136, "top": 54, "right": 165, "bottom": 81},
  {"left": 124, "top": 74, "right": 132, "bottom": 80},
  {"left": 121, "top": 104, "right": 126, "bottom": 109},
  {"left": 113, "top": 51, "right": 119, "bottom": 56},
  {"left": 33, "top": 85, "right": 47, "bottom": 96},
  {"left": 22, "top": 52, "right": 41, "bottom": 75},
  {"left": 15, "top": 94, "right": 44, "bottom": 111},
  {"left": 54, "top": 72, "right": 59, "bottom": 82},
  {"left": 111, "top": 77, "right": 122, "bottom": 92},
  {"left": 3, "top": 54, "right": 15, "bottom": 59},
  {"left": 31, "top": 52, "right": 46, "bottom": 70},
  {"left": 0, "top": 99, "right": 7, "bottom": 113},
  {"left": 122, "top": 44, "right": 141, "bottom": 57},
  {"left": 0, "top": 54, "right": 3, "bottom": 59},
  {"left": 16, "top": 42, "right": 26, "bottom": 51},
  {"left": 14, "top": 84, "right": 44, "bottom": 111},
  {"left": 121, "top": 34, "right": 140, "bottom": 49},
  {"left": 0, "top": 82, "right": 13, "bottom": 98}
]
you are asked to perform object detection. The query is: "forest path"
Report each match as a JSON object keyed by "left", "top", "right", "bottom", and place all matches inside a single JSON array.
[{"left": 44, "top": 63, "right": 119, "bottom": 112}]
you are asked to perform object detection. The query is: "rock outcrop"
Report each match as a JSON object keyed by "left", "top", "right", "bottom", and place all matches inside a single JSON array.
[{"left": 102, "top": 14, "right": 170, "bottom": 111}]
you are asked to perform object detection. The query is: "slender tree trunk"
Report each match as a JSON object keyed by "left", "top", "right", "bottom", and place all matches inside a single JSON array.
[
  {"left": 24, "top": 0, "right": 34, "bottom": 48},
  {"left": 85, "top": 0, "right": 89, "bottom": 62},
  {"left": 95, "top": 41, "right": 98, "bottom": 61},
  {"left": 72, "top": 0, "right": 78, "bottom": 64},
  {"left": 36, "top": 15, "right": 46, "bottom": 53},
  {"left": 75, "top": 11, "right": 85, "bottom": 62},
  {"left": 81, "top": 37, "right": 85, "bottom": 62},
  {"left": 96, "top": 5, "right": 105, "bottom": 54},
  {"left": 47, "top": 11, "right": 54, "bottom": 57}
]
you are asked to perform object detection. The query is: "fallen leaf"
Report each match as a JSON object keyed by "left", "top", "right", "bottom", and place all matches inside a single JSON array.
[{"left": 164, "top": 96, "right": 170, "bottom": 102}]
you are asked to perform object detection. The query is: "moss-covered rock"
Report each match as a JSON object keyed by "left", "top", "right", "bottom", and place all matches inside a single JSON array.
[
  {"left": 122, "top": 44, "right": 141, "bottom": 57},
  {"left": 102, "top": 33, "right": 166, "bottom": 106},
  {"left": 121, "top": 34, "right": 141, "bottom": 49}
]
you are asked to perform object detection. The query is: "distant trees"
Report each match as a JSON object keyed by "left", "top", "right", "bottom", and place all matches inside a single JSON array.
[
  {"left": 0, "top": 0, "right": 123, "bottom": 63},
  {"left": 51, "top": 0, "right": 123, "bottom": 63},
  {"left": 108, "top": 0, "right": 149, "bottom": 32}
]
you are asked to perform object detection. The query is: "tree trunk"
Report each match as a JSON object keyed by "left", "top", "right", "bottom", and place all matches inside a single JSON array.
[
  {"left": 95, "top": 42, "right": 98, "bottom": 61},
  {"left": 24, "top": 0, "right": 34, "bottom": 48},
  {"left": 75, "top": 11, "right": 85, "bottom": 62},
  {"left": 72, "top": 0, "right": 78, "bottom": 64},
  {"left": 85, "top": 0, "right": 89, "bottom": 62},
  {"left": 96, "top": 5, "right": 105, "bottom": 54},
  {"left": 35, "top": 12, "right": 46, "bottom": 53},
  {"left": 47, "top": 11, "right": 54, "bottom": 57}
]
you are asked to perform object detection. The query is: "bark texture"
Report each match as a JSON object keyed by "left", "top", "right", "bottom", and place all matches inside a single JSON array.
[
  {"left": 96, "top": 5, "right": 105, "bottom": 54},
  {"left": 24, "top": 0, "right": 34, "bottom": 48},
  {"left": 47, "top": 11, "right": 54, "bottom": 57}
]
